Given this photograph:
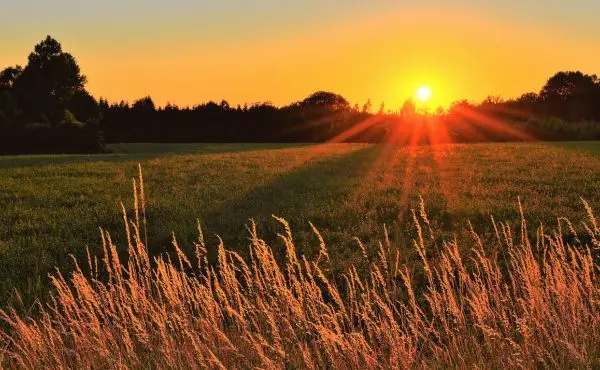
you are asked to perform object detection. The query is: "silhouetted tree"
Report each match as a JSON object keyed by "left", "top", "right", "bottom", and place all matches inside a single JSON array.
[
  {"left": 540, "top": 71, "right": 599, "bottom": 121},
  {"left": 302, "top": 91, "right": 350, "bottom": 111},
  {"left": 0, "top": 91, "right": 20, "bottom": 128},
  {"left": 362, "top": 99, "right": 372, "bottom": 113},
  {"left": 68, "top": 90, "right": 102, "bottom": 125},
  {"left": 400, "top": 99, "right": 416, "bottom": 118},
  {"left": 3, "top": 41, "right": 600, "bottom": 152},
  {"left": 12, "top": 36, "right": 88, "bottom": 124},
  {"left": 517, "top": 92, "right": 539, "bottom": 105},
  {"left": 0, "top": 66, "right": 22, "bottom": 90},
  {"left": 541, "top": 71, "right": 597, "bottom": 101},
  {"left": 481, "top": 96, "right": 504, "bottom": 106},
  {"left": 132, "top": 96, "right": 156, "bottom": 113},
  {"left": 0, "top": 67, "right": 23, "bottom": 128},
  {"left": 0, "top": 36, "right": 104, "bottom": 153},
  {"left": 220, "top": 100, "right": 230, "bottom": 110}
]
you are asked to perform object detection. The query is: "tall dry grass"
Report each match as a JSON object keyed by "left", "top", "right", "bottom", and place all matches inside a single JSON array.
[{"left": 0, "top": 168, "right": 598, "bottom": 369}]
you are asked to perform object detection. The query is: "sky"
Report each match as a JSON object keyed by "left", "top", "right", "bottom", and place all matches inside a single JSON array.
[{"left": 1, "top": 0, "right": 599, "bottom": 109}]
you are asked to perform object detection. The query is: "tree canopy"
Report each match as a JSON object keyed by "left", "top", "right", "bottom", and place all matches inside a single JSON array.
[
  {"left": 541, "top": 71, "right": 598, "bottom": 101},
  {"left": 301, "top": 91, "right": 351, "bottom": 111},
  {"left": 10, "top": 36, "right": 89, "bottom": 124},
  {"left": 0, "top": 36, "right": 102, "bottom": 153}
]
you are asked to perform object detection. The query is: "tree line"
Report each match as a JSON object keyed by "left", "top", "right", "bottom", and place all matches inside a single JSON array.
[{"left": 2, "top": 36, "right": 600, "bottom": 154}]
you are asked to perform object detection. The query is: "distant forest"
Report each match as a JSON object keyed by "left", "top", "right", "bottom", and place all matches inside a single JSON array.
[{"left": 2, "top": 36, "right": 600, "bottom": 154}]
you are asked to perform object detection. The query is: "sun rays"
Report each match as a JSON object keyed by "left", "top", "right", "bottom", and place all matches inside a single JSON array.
[{"left": 280, "top": 102, "right": 538, "bottom": 222}]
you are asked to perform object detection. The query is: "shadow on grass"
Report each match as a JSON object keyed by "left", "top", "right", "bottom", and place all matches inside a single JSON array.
[
  {"left": 0, "top": 145, "right": 378, "bottom": 306},
  {"left": 0, "top": 143, "right": 314, "bottom": 169},
  {"left": 146, "top": 146, "right": 382, "bottom": 264}
]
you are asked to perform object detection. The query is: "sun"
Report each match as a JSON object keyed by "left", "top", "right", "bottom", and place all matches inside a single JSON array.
[{"left": 416, "top": 86, "right": 432, "bottom": 102}]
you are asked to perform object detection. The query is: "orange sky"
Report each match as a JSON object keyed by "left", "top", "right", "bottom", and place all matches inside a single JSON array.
[{"left": 2, "top": 2, "right": 599, "bottom": 109}]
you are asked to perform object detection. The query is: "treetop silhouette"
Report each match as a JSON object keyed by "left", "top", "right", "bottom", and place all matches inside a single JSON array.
[{"left": 1, "top": 36, "right": 600, "bottom": 154}]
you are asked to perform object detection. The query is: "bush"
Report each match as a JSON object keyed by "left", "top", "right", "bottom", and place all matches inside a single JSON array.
[
  {"left": 59, "top": 109, "right": 85, "bottom": 128},
  {"left": 0, "top": 123, "right": 104, "bottom": 154}
]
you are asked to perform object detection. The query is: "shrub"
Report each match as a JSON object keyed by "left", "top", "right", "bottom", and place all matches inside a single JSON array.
[
  {"left": 59, "top": 109, "right": 85, "bottom": 129},
  {"left": 0, "top": 123, "right": 104, "bottom": 154}
]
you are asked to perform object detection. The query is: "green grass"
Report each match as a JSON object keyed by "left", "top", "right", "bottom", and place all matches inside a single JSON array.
[{"left": 1, "top": 142, "right": 600, "bottom": 303}]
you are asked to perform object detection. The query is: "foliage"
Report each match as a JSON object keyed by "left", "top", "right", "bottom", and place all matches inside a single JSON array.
[
  {"left": 301, "top": 91, "right": 351, "bottom": 111},
  {"left": 12, "top": 36, "right": 87, "bottom": 123},
  {"left": 97, "top": 70, "right": 600, "bottom": 144},
  {"left": 0, "top": 36, "right": 103, "bottom": 154},
  {"left": 2, "top": 37, "right": 600, "bottom": 150},
  {"left": 538, "top": 71, "right": 600, "bottom": 121},
  {"left": 0, "top": 124, "right": 104, "bottom": 155}
]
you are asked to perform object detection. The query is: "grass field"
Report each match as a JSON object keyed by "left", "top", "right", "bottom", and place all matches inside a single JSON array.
[
  {"left": 1, "top": 141, "right": 600, "bottom": 368},
  {"left": 1, "top": 142, "right": 600, "bottom": 302}
]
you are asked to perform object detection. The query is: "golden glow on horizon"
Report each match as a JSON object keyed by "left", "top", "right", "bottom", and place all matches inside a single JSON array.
[{"left": 4, "top": 5, "right": 599, "bottom": 109}]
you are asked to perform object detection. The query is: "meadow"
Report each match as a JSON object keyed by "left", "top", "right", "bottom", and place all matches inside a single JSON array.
[
  {"left": 1, "top": 141, "right": 600, "bottom": 304},
  {"left": 0, "top": 142, "right": 599, "bottom": 367}
]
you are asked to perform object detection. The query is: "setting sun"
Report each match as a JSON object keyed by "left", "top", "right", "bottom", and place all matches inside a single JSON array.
[
  {"left": 416, "top": 86, "right": 432, "bottom": 102},
  {"left": 1, "top": 1, "right": 600, "bottom": 367}
]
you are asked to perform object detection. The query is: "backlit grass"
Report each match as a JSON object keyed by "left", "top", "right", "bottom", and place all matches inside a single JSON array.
[
  {"left": 0, "top": 174, "right": 597, "bottom": 368},
  {"left": 1, "top": 142, "right": 600, "bottom": 303}
]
